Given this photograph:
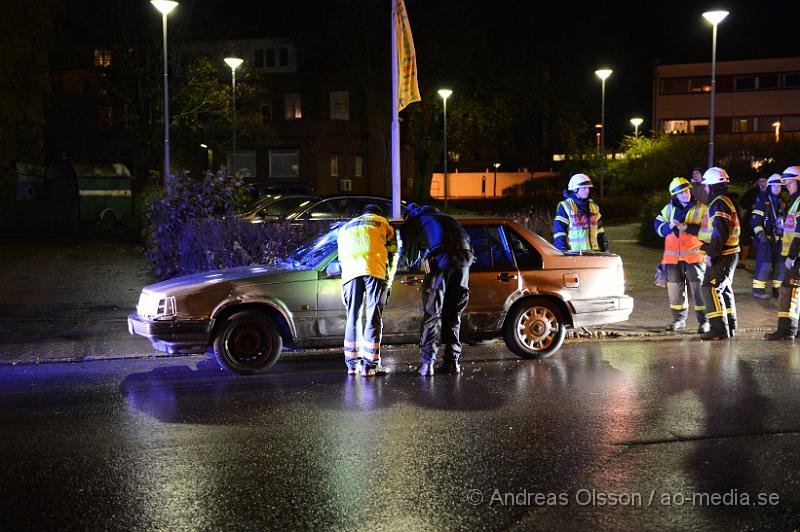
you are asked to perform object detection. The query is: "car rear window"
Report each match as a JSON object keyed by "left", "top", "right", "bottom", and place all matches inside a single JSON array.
[{"left": 464, "top": 225, "right": 515, "bottom": 271}]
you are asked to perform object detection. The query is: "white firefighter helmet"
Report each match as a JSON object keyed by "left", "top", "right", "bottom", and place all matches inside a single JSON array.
[
  {"left": 701, "top": 167, "right": 730, "bottom": 185},
  {"left": 782, "top": 165, "right": 800, "bottom": 181},
  {"left": 567, "top": 173, "right": 593, "bottom": 191},
  {"left": 767, "top": 173, "right": 784, "bottom": 186}
]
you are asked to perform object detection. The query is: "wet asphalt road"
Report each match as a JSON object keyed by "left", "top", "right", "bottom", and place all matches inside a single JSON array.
[{"left": 2, "top": 339, "right": 800, "bottom": 531}]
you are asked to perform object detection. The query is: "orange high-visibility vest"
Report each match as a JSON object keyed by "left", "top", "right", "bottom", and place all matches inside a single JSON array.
[{"left": 658, "top": 203, "right": 707, "bottom": 264}]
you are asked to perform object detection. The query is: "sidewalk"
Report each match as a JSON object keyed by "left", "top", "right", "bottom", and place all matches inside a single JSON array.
[{"left": 0, "top": 229, "right": 785, "bottom": 366}]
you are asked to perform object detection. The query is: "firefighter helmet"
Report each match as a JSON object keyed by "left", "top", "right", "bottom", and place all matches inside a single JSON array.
[
  {"left": 567, "top": 173, "right": 593, "bottom": 191},
  {"left": 782, "top": 165, "right": 800, "bottom": 181},
  {"left": 767, "top": 173, "right": 784, "bottom": 186},
  {"left": 669, "top": 177, "right": 691, "bottom": 196},
  {"left": 701, "top": 167, "right": 730, "bottom": 185}
]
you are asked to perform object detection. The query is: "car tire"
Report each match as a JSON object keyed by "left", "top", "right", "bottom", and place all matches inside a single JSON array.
[
  {"left": 502, "top": 297, "right": 566, "bottom": 359},
  {"left": 213, "top": 311, "right": 283, "bottom": 375}
]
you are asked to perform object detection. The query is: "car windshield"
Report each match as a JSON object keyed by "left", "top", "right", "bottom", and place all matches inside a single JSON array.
[{"left": 284, "top": 222, "right": 344, "bottom": 269}]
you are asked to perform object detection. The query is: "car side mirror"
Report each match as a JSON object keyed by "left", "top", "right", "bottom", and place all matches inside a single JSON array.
[{"left": 326, "top": 259, "right": 341, "bottom": 278}]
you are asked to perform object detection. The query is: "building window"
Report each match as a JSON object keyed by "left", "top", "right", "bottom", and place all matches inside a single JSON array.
[
  {"left": 759, "top": 74, "right": 779, "bottom": 89},
  {"left": 265, "top": 49, "right": 276, "bottom": 68},
  {"left": 262, "top": 103, "right": 272, "bottom": 122},
  {"left": 785, "top": 72, "right": 800, "bottom": 88},
  {"left": 269, "top": 149, "right": 299, "bottom": 177},
  {"left": 734, "top": 77, "right": 756, "bottom": 91},
  {"left": 284, "top": 94, "right": 302, "bottom": 119},
  {"left": 354, "top": 156, "right": 364, "bottom": 177},
  {"left": 688, "top": 77, "right": 711, "bottom": 93},
  {"left": 732, "top": 117, "right": 753, "bottom": 132},
  {"left": 782, "top": 115, "right": 800, "bottom": 131},
  {"left": 661, "top": 120, "right": 688, "bottom": 134},
  {"left": 97, "top": 106, "right": 113, "bottom": 127},
  {"left": 330, "top": 155, "right": 340, "bottom": 177},
  {"left": 689, "top": 119, "right": 709, "bottom": 133},
  {"left": 254, "top": 49, "right": 264, "bottom": 68},
  {"left": 756, "top": 116, "right": 780, "bottom": 132},
  {"left": 279, "top": 48, "right": 289, "bottom": 67},
  {"left": 330, "top": 91, "right": 350, "bottom": 120},
  {"left": 94, "top": 49, "right": 112, "bottom": 68}
]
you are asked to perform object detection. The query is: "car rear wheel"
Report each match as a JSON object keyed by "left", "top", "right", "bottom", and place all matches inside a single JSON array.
[
  {"left": 502, "top": 298, "right": 566, "bottom": 358},
  {"left": 213, "top": 311, "right": 283, "bottom": 374}
]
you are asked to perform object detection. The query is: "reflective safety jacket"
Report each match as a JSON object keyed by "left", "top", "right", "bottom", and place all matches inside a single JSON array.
[
  {"left": 553, "top": 195, "right": 607, "bottom": 252},
  {"left": 781, "top": 192, "right": 800, "bottom": 257},
  {"left": 699, "top": 189, "right": 741, "bottom": 258},
  {"left": 337, "top": 213, "right": 398, "bottom": 285},
  {"left": 750, "top": 190, "right": 786, "bottom": 240},
  {"left": 654, "top": 199, "right": 707, "bottom": 264}
]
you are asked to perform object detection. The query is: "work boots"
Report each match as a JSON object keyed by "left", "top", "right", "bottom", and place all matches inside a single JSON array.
[
  {"left": 665, "top": 319, "right": 687, "bottom": 332},
  {"left": 764, "top": 318, "right": 797, "bottom": 341}
]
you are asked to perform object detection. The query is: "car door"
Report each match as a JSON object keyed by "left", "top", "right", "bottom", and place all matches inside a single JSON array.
[{"left": 462, "top": 224, "right": 522, "bottom": 333}]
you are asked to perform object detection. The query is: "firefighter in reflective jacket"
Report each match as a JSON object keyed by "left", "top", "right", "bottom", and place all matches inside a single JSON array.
[
  {"left": 765, "top": 165, "right": 800, "bottom": 340},
  {"left": 553, "top": 173, "right": 608, "bottom": 252},
  {"left": 337, "top": 204, "right": 398, "bottom": 375},
  {"left": 697, "top": 167, "right": 741, "bottom": 340},
  {"left": 750, "top": 173, "right": 786, "bottom": 299},
  {"left": 654, "top": 177, "right": 709, "bottom": 333}
]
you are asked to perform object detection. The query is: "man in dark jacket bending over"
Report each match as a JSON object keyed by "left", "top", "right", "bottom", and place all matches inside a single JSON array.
[{"left": 401, "top": 204, "right": 474, "bottom": 375}]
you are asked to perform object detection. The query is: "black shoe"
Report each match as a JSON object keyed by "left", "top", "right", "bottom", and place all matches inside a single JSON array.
[
  {"left": 700, "top": 330, "right": 730, "bottom": 340},
  {"left": 363, "top": 364, "right": 389, "bottom": 377},
  {"left": 765, "top": 331, "right": 795, "bottom": 341},
  {"left": 435, "top": 360, "right": 462, "bottom": 374},
  {"left": 417, "top": 362, "right": 434, "bottom": 376}
]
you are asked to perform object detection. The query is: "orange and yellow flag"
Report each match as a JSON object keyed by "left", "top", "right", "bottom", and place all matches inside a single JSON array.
[{"left": 395, "top": 0, "right": 420, "bottom": 111}]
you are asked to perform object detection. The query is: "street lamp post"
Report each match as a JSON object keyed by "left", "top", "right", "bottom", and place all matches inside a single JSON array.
[
  {"left": 493, "top": 162, "right": 500, "bottom": 197},
  {"left": 438, "top": 89, "right": 452, "bottom": 208},
  {"left": 151, "top": 0, "right": 179, "bottom": 183},
  {"left": 224, "top": 56, "right": 244, "bottom": 176},
  {"left": 630, "top": 117, "right": 643, "bottom": 137},
  {"left": 702, "top": 10, "right": 729, "bottom": 168},
  {"left": 773, "top": 121, "right": 781, "bottom": 143},
  {"left": 200, "top": 143, "right": 213, "bottom": 171},
  {"left": 595, "top": 68, "right": 612, "bottom": 198}
]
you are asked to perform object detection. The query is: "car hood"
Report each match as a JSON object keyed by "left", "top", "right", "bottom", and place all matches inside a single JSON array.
[{"left": 144, "top": 265, "right": 317, "bottom": 298}]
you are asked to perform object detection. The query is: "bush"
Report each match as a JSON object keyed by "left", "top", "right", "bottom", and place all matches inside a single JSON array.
[{"left": 637, "top": 191, "right": 671, "bottom": 248}]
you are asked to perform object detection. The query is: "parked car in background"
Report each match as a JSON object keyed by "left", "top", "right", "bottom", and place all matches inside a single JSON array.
[
  {"left": 128, "top": 217, "right": 633, "bottom": 375},
  {"left": 285, "top": 195, "right": 402, "bottom": 221},
  {"left": 246, "top": 182, "right": 314, "bottom": 197},
  {"left": 238, "top": 195, "right": 317, "bottom": 223}
]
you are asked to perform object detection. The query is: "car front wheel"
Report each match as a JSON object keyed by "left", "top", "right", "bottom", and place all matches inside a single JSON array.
[
  {"left": 213, "top": 311, "right": 283, "bottom": 374},
  {"left": 502, "top": 298, "right": 566, "bottom": 358}
]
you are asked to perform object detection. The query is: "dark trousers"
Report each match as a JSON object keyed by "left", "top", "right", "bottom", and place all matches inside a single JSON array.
[
  {"left": 702, "top": 254, "right": 738, "bottom": 336},
  {"left": 342, "top": 275, "right": 387, "bottom": 369},
  {"left": 419, "top": 264, "right": 470, "bottom": 363},
  {"left": 753, "top": 236, "right": 785, "bottom": 293},
  {"left": 775, "top": 260, "right": 800, "bottom": 335}
]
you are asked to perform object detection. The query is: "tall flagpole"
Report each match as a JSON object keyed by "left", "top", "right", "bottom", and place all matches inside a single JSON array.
[{"left": 390, "top": 0, "right": 401, "bottom": 219}]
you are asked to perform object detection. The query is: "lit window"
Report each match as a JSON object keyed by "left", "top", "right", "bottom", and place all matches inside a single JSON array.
[
  {"left": 330, "top": 91, "right": 350, "bottom": 120},
  {"left": 689, "top": 119, "right": 709, "bottom": 134},
  {"left": 285, "top": 94, "right": 302, "bottom": 119},
  {"left": 94, "top": 49, "right": 112, "bottom": 68},
  {"left": 661, "top": 120, "right": 689, "bottom": 134},
  {"left": 354, "top": 156, "right": 364, "bottom": 177},
  {"left": 269, "top": 149, "right": 299, "bottom": 177},
  {"left": 330, "top": 155, "right": 340, "bottom": 177}
]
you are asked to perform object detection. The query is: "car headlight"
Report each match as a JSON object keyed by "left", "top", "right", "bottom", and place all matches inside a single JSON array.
[{"left": 137, "top": 293, "right": 177, "bottom": 321}]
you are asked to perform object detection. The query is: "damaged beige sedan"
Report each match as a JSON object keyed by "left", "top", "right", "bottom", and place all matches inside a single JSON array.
[{"left": 128, "top": 218, "right": 633, "bottom": 375}]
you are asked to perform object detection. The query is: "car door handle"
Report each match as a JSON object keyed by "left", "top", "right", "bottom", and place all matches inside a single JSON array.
[
  {"left": 496, "top": 272, "right": 518, "bottom": 282},
  {"left": 400, "top": 276, "right": 424, "bottom": 286}
]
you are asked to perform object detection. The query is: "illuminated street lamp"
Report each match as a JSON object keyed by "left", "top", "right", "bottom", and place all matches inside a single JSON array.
[
  {"left": 200, "top": 143, "right": 213, "bottom": 171},
  {"left": 702, "top": 9, "right": 729, "bottom": 168},
  {"left": 224, "top": 56, "right": 244, "bottom": 176},
  {"left": 773, "top": 121, "right": 781, "bottom": 143},
  {"left": 630, "top": 117, "right": 644, "bottom": 137},
  {"left": 438, "top": 89, "right": 453, "bottom": 208},
  {"left": 493, "top": 162, "right": 500, "bottom": 197},
  {"left": 151, "top": 0, "right": 179, "bottom": 182},
  {"left": 595, "top": 68, "right": 612, "bottom": 197}
]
